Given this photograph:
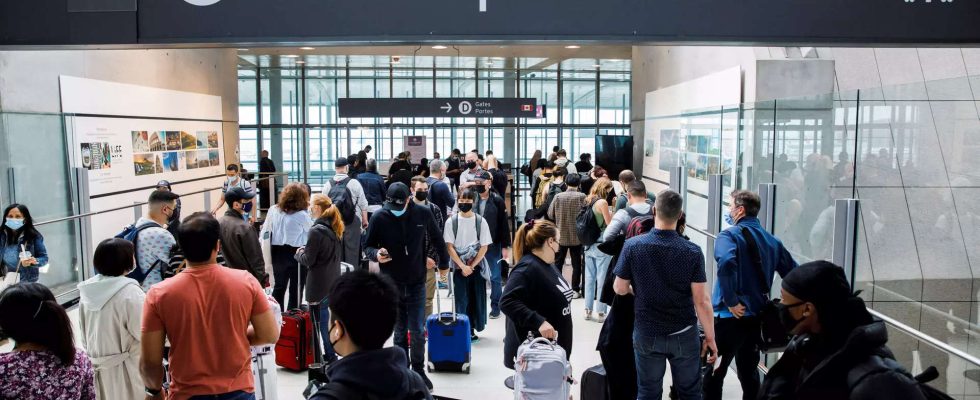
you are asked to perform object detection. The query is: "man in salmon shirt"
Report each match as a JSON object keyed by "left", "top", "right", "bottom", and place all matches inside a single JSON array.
[{"left": 140, "top": 212, "right": 280, "bottom": 400}]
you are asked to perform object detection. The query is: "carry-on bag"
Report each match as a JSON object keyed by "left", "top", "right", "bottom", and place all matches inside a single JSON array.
[
  {"left": 425, "top": 266, "right": 472, "bottom": 373},
  {"left": 275, "top": 262, "right": 314, "bottom": 371},
  {"left": 580, "top": 364, "right": 608, "bottom": 400},
  {"left": 252, "top": 294, "right": 282, "bottom": 400},
  {"left": 513, "top": 333, "right": 573, "bottom": 400}
]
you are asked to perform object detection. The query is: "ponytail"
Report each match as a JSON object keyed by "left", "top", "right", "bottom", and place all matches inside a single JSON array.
[
  {"left": 311, "top": 194, "right": 345, "bottom": 238},
  {"left": 512, "top": 219, "right": 559, "bottom": 262},
  {"left": 0, "top": 283, "right": 76, "bottom": 366}
]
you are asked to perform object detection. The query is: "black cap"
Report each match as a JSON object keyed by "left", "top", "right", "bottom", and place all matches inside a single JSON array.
[
  {"left": 476, "top": 171, "right": 492, "bottom": 180},
  {"left": 156, "top": 180, "right": 172, "bottom": 190},
  {"left": 384, "top": 182, "right": 411, "bottom": 211},
  {"left": 335, "top": 158, "right": 350, "bottom": 168},
  {"left": 781, "top": 261, "right": 851, "bottom": 307},
  {"left": 225, "top": 186, "right": 255, "bottom": 204}
]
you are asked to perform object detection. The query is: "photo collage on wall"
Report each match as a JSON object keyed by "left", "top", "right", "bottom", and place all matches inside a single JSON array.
[
  {"left": 657, "top": 128, "right": 725, "bottom": 181},
  {"left": 132, "top": 130, "right": 220, "bottom": 177},
  {"left": 81, "top": 142, "right": 113, "bottom": 170}
]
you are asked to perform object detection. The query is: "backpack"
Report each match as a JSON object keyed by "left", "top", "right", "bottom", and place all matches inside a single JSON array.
[
  {"left": 513, "top": 334, "right": 573, "bottom": 400},
  {"left": 624, "top": 206, "right": 655, "bottom": 239},
  {"left": 575, "top": 198, "right": 602, "bottom": 246},
  {"left": 846, "top": 359, "right": 954, "bottom": 400},
  {"left": 520, "top": 163, "right": 531, "bottom": 177},
  {"left": 328, "top": 177, "right": 357, "bottom": 226},
  {"left": 115, "top": 221, "right": 166, "bottom": 284}
]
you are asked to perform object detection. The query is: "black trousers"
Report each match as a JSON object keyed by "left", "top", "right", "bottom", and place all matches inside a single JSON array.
[
  {"left": 555, "top": 245, "right": 584, "bottom": 292},
  {"left": 703, "top": 316, "right": 762, "bottom": 400},
  {"left": 272, "top": 245, "right": 307, "bottom": 311}
]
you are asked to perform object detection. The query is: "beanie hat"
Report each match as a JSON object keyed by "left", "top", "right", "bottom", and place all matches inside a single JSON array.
[{"left": 781, "top": 260, "right": 851, "bottom": 307}]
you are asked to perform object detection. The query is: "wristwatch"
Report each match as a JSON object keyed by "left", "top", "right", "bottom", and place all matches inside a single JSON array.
[{"left": 145, "top": 387, "right": 162, "bottom": 397}]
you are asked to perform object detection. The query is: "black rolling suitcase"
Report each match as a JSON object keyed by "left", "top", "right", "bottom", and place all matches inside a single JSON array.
[{"left": 581, "top": 364, "right": 609, "bottom": 400}]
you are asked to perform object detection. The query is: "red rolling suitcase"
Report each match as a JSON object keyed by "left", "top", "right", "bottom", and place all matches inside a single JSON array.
[{"left": 275, "top": 262, "right": 314, "bottom": 371}]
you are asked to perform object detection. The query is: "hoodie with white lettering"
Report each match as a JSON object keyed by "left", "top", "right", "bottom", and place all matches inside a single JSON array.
[{"left": 500, "top": 253, "right": 573, "bottom": 370}]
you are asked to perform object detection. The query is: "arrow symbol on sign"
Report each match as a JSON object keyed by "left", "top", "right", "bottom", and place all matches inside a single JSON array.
[{"left": 441, "top": 103, "right": 452, "bottom": 113}]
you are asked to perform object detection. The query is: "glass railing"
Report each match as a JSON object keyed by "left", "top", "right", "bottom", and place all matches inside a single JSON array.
[{"left": 646, "top": 74, "right": 980, "bottom": 397}]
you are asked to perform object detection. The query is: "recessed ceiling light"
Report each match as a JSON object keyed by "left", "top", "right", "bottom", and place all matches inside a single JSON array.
[
  {"left": 296, "top": 60, "right": 306, "bottom": 64},
  {"left": 432, "top": 45, "right": 448, "bottom": 50},
  {"left": 300, "top": 47, "right": 315, "bottom": 50},
  {"left": 565, "top": 45, "right": 581, "bottom": 49},
  {"left": 237, "top": 48, "right": 249, "bottom": 51},
  {"left": 593, "top": 64, "right": 602, "bottom": 68},
  {"left": 283, "top": 55, "right": 299, "bottom": 58}
]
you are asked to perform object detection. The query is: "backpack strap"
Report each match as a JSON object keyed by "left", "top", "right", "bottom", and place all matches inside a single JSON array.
[
  {"left": 739, "top": 226, "right": 771, "bottom": 299},
  {"left": 336, "top": 177, "right": 352, "bottom": 189},
  {"left": 452, "top": 214, "right": 482, "bottom": 242}
]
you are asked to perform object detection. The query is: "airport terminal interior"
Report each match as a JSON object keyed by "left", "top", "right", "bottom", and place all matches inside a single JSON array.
[{"left": 1, "top": 1, "right": 980, "bottom": 400}]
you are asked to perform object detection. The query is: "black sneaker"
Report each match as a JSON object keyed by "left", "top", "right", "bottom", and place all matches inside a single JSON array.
[
  {"left": 471, "top": 333, "right": 480, "bottom": 343},
  {"left": 489, "top": 310, "right": 501, "bottom": 319},
  {"left": 415, "top": 368, "right": 434, "bottom": 390}
]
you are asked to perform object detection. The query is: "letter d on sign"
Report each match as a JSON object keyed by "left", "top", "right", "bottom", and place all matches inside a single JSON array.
[{"left": 184, "top": 0, "right": 222, "bottom": 5}]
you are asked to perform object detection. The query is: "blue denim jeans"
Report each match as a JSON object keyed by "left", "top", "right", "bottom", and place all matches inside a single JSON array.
[
  {"left": 484, "top": 243, "right": 503, "bottom": 314},
  {"left": 189, "top": 390, "right": 255, "bottom": 400},
  {"left": 633, "top": 327, "right": 703, "bottom": 400},
  {"left": 315, "top": 301, "right": 338, "bottom": 363},
  {"left": 583, "top": 245, "right": 611, "bottom": 314},
  {"left": 393, "top": 282, "right": 426, "bottom": 369}
]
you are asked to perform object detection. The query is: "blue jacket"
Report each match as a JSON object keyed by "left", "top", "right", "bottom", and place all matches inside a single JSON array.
[
  {"left": 1, "top": 229, "right": 49, "bottom": 272},
  {"left": 425, "top": 176, "right": 455, "bottom": 222},
  {"left": 356, "top": 171, "right": 387, "bottom": 206},
  {"left": 713, "top": 217, "right": 797, "bottom": 318}
]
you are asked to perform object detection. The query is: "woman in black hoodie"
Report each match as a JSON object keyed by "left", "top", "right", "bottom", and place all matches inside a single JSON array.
[
  {"left": 500, "top": 219, "right": 574, "bottom": 376},
  {"left": 760, "top": 261, "right": 928, "bottom": 400},
  {"left": 296, "top": 194, "right": 345, "bottom": 364}
]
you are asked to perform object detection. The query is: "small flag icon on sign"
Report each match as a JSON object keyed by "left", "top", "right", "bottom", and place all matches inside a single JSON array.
[{"left": 521, "top": 104, "right": 533, "bottom": 112}]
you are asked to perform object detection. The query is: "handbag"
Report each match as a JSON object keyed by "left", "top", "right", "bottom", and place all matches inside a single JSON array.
[
  {"left": 740, "top": 227, "right": 791, "bottom": 352},
  {"left": 0, "top": 264, "right": 21, "bottom": 293}
]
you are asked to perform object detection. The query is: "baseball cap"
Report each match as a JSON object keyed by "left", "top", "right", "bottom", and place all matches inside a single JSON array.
[
  {"left": 156, "top": 180, "right": 172, "bottom": 190},
  {"left": 335, "top": 158, "right": 350, "bottom": 168},
  {"left": 225, "top": 186, "right": 255, "bottom": 204},
  {"left": 384, "top": 182, "right": 411, "bottom": 211},
  {"left": 476, "top": 171, "right": 492, "bottom": 180}
]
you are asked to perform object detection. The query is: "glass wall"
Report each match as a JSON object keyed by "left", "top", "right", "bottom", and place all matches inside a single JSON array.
[
  {"left": 647, "top": 75, "right": 980, "bottom": 397},
  {"left": 238, "top": 55, "right": 631, "bottom": 186}
]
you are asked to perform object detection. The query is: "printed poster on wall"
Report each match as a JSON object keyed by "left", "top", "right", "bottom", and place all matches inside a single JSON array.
[
  {"left": 404, "top": 136, "right": 427, "bottom": 164},
  {"left": 73, "top": 117, "right": 224, "bottom": 196}
]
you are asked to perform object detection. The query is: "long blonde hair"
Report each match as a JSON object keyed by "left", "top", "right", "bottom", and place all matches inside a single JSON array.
[
  {"left": 310, "top": 194, "right": 344, "bottom": 238},
  {"left": 588, "top": 177, "right": 613, "bottom": 202},
  {"left": 513, "top": 219, "right": 559, "bottom": 262}
]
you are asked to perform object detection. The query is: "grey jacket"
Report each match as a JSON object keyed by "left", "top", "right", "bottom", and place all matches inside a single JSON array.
[
  {"left": 218, "top": 210, "right": 268, "bottom": 286},
  {"left": 295, "top": 217, "right": 342, "bottom": 303}
]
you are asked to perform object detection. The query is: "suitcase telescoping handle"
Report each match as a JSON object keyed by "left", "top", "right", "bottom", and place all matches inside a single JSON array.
[{"left": 436, "top": 266, "right": 456, "bottom": 323}]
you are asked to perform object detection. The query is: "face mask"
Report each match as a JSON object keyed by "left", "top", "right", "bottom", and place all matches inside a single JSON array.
[
  {"left": 474, "top": 186, "right": 486, "bottom": 194},
  {"left": 724, "top": 212, "right": 735, "bottom": 226},
  {"left": 329, "top": 321, "right": 344, "bottom": 351},
  {"left": 542, "top": 173, "right": 553, "bottom": 179},
  {"left": 458, "top": 203, "right": 473, "bottom": 213},
  {"left": 777, "top": 302, "right": 806, "bottom": 332},
  {"left": 4, "top": 218, "right": 24, "bottom": 231},
  {"left": 227, "top": 176, "right": 237, "bottom": 185},
  {"left": 548, "top": 239, "right": 560, "bottom": 254},
  {"left": 466, "top": 161, "right": 477, "bottom": 170},
  {"left": 414, "top": 191, "right": 428, "bottom": 202}
]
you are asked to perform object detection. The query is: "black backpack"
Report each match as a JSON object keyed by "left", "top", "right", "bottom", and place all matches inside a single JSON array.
[
  {"left": 575, "top": 198, "right": 602, "bottom": 246},
  {"left": 328, "top": 177, "right": 357, "bottom": 226}
]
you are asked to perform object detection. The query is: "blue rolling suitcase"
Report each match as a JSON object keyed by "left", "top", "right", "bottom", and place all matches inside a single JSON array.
[{"left": 426, "top": 268, "right": 472, "bottom": 373}]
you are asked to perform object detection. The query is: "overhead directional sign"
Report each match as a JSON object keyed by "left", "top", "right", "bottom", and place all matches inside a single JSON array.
[{"left": 338, "top": 98, "right": 543, "bottom": 118}]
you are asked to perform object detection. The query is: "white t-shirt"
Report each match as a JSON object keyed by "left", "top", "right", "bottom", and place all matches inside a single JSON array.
[{"left": 443, "top": 214, "right": 493, "bottom": 249}]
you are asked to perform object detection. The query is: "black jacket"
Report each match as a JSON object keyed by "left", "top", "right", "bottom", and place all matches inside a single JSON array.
[
  {"left": 295, "top": 217, "right": 342, "bottom": 303},
  {"left": 364, "top": 203, "right": 449, "bottom": 286},
  {"left": 310, "top": 347, "right": 432, "bottom": 400},
  {"left": 760, "top": 320, "right": 927, "bottom": 400},
  {"left": 476, "top": 192, "right": 511, "bottom": 248},
  {"left": 501, "top": 254, "right": 573, "bottom": 369}
]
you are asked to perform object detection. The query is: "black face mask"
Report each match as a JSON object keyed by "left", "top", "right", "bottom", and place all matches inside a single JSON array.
[
  {"left": 415, "top": 191, "right": 428, "bottom": 201},
  {"left": 466, "top": 161, "right": 477, "bottom": 170},
  {"left": 474, "top": 186, "right": 486, "bottom": 194},
  {"left": 458, "top": 203, "right": 474, "bottom": 213},
  {"left": 777, "top": 302, "right": 805, "bottom": 332},
  {"left": 542, "top": 173, "right": 553, "bottom": 178}
]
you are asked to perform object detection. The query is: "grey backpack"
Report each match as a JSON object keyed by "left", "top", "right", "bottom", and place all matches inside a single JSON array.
[{"left": 513, "top": 333, "right": 572, "bottom": 400}]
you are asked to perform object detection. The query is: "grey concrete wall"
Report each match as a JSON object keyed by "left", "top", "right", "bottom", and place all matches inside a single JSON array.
[{"left": 0, "top": 48, "right": 240, "bottom": 163}]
